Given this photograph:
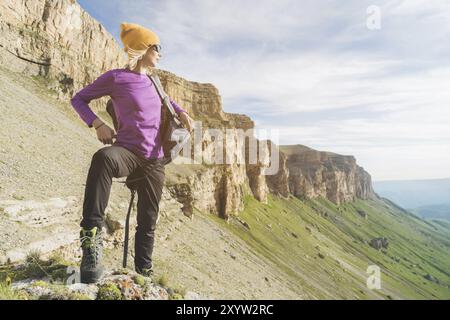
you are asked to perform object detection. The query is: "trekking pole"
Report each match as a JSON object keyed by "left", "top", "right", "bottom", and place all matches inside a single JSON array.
[{"left": 123, "top": 189, "right": 136, "bottom": 268}]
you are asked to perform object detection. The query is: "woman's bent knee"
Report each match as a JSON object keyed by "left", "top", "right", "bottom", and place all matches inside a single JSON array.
[{"left": 92, "top": 147, "right": 118, "bottom": 164}]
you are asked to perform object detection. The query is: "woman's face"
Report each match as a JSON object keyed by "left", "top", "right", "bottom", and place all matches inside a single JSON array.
[{"left": 142, "top": 45, "right": 162, "bottom": 68}]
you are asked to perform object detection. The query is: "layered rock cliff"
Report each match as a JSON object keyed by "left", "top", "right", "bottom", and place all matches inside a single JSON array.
[
  {"left": 0, "top": 0, "right": 126, "bottom": 108},
  {"left": 0, "top": 0, "right": 376, "bottom": 218},
  {"left": 278, "top": 145, "right": 375, "bottom": 205}
]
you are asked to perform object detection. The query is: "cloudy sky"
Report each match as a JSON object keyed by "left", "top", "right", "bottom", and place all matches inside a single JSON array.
[{"left": 77, "top": 0, "right": 450, "bottom": 182}]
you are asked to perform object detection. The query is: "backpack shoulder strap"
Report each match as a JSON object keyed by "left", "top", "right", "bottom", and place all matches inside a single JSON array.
[{"left": 149, "top": 74, "right": 179, "bottom": 119}]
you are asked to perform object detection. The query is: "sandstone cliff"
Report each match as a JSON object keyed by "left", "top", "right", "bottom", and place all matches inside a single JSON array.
[
  {"left": 278, "top": 145, "right": 375, "bottom": 205},
  {"left": 0, "top": 0, "right": 126, "bottom": 108},
  {"left": 0, "top": 0, "right": 376, "bottom": 218}
]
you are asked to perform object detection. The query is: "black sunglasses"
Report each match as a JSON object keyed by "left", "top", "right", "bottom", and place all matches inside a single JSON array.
[{"left": 148, "top": 44, "right": 162, "bottom": 53}]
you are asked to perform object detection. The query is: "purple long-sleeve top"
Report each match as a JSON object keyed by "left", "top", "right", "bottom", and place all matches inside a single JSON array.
[{"left": 70, "top": 68, "right": 186, "bottom": 159}]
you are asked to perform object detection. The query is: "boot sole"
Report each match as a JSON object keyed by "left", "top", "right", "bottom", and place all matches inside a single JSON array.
[{"left": 80, "top": 267, "right": 104, "bottom": 284}]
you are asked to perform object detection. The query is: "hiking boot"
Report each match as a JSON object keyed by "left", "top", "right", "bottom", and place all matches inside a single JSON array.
[
  {"left": 80, "top": 227, "right": 104, "bottom": 283},
  {"left": 135, "top": 265, "right": 154, "bottom": 277}
]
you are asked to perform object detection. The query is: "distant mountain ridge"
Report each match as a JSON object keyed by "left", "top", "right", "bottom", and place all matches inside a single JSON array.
[
  {"left": 411, "top": 203, "right": 450, "bottom": 221},
  {"left": 373, "top": 178, "right": 450, "bottom": 220}
]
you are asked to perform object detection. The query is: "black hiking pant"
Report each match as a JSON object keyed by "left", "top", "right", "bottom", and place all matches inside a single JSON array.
[{"left": 80, "top": 145, "right": 165, "bottom": 271}]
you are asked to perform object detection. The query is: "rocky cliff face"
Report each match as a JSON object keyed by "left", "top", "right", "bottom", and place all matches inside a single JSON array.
[
  {"left": 0, "top": 0, "right": 126, "bottom": 108},
  {"left": 278, "top": 145, "right": 375, "bottom": 205},
  {"left": 0, "top": 0, "right": 376, "bottom": 218}
]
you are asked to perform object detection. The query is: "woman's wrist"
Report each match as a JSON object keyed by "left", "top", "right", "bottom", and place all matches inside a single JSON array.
[
  {"left": 92, "top": 118, "right": 104, "bottom": 129},
  {"left": 95, "top": 123, "right": 105, "bottom": 130}
]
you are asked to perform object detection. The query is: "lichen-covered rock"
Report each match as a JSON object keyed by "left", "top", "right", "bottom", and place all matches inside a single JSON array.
[
  {"left": 6, "top": 266, "right": 206, "bottom": 300},
  {"left": 97, "top": 281, "right": 122, "bottom": 300}
]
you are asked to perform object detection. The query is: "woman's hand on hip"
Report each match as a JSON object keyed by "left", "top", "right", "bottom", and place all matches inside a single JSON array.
[{"left": 95, "top": 122, "right": 116, "bottom": 145}]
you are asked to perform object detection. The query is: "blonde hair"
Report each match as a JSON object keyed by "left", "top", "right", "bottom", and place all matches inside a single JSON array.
[{"left": 124, "top": 47, "right": 155, "bottom": 75}]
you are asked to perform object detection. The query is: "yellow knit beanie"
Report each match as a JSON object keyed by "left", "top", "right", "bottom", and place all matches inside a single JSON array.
[{"left": 120, "top": 22, "right": 160, "bottom": 52}]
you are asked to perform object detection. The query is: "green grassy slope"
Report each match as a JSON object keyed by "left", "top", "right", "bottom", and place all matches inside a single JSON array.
[{"left": 207, "top": 194, "right": 450, "bottom": 299}]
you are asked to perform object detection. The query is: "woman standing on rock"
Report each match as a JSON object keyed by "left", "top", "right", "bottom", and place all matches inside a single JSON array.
[{"left": 70, "top": 22, "right": 194, "bottom": 283}]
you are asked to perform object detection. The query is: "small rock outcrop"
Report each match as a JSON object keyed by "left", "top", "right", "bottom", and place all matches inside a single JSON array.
[
  {"left": 357, "top": 209, "right": 368, "bottom": 219},
  {"left": 369, "top": 237, "right": 389, "bottom": 250},
  {"left": 9, "top": 271, "right": 205, "bottom": 300},
  {"left": 0, "top": 253, "right": 206, "bottom": 300}
]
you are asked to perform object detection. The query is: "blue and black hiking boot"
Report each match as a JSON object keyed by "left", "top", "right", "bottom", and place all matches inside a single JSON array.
[{"left": 80, "top": 227, "right": 104, "bottom": 283}]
